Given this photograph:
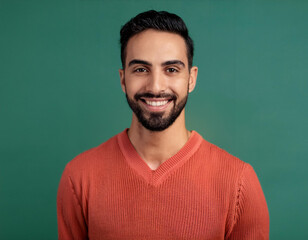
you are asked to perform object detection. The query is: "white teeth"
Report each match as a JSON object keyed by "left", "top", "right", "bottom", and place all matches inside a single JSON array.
[{"left": 145, "top": 100, "right": 168, "bottom": 106}]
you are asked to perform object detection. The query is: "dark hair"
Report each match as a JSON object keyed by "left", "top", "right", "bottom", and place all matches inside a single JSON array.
[{"left": 120, "top": 10, "right": 194, "bottom": 69}]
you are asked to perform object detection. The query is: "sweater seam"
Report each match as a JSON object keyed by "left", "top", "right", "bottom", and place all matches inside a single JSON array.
[
  {"left": 68, "top": 175, "right": 83, "bottom": 211},
  {"left": 225, "top": 162, "right": 248, "bottom": 239}
]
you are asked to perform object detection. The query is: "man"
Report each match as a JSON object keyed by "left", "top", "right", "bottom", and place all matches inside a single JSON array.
[{"left": 57, "top": 10, "right": 269, "bottom": 239}]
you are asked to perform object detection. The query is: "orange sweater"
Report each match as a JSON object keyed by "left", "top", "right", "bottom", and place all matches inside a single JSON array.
[{"left": 57, "top": 130, "right": 269, "bottom": 240}]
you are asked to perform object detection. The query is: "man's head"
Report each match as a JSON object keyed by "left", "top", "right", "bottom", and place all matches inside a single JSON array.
[
  {"left": 119, "top": 11, "right": 198, "bottom": 132},
  {"left": 120, "top": 10, "right": 194, "bottom": 70}
]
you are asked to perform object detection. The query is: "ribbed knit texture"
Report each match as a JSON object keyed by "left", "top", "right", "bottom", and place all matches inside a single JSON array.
[{"left": 57, "top": 129, "right": 269, "bottom": 240}]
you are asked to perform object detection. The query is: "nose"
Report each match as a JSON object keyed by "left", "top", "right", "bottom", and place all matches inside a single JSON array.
[{"left": 145, "top": 69, "right": 166, "bottom": 94}]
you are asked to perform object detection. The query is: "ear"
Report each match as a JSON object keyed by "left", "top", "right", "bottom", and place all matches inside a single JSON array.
[
  {"left": 188, "top": 66, "right": 198, "bottom": 93},
  {"left": 119, "top": 69, "right": 126, "bottom": 93}
]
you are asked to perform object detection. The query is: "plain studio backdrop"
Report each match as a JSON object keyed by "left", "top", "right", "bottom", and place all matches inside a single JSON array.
[{"left": 0, "top": 0, "right": 307, "bottom": 239}]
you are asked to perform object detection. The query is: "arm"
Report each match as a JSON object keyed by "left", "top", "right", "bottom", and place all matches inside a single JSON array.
[
  {"left": 226, "top": 163, "right": 269, "bottom": 240},
  {"left": 57, "top": 165, "right": 88, "bottom": 240}
]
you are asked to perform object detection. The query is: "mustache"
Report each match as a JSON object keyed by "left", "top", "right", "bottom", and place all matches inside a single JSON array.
[{"left": 134, "top": 92, "right": 177, "bottom": 101}]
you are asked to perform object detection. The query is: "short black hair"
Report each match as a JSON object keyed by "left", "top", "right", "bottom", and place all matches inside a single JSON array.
[{"left": 120, "top": 10, "right": 194, "bottom": 69}]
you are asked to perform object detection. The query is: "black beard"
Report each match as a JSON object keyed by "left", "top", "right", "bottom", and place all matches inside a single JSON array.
[{"left": 125, "top": 90, "right": 189, "bottom": 132}]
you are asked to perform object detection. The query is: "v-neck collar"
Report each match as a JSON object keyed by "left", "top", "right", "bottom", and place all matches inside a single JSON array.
[{"left": 117, "top": 129, "right": 203, "bottom": 186}]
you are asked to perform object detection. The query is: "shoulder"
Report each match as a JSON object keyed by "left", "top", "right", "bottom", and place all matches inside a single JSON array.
[
  {"left": 63, "top": 132, "right": 121, "bottom": 178},
  {"left": 196, "top": 133, "right": 246, "bottom": 175}
]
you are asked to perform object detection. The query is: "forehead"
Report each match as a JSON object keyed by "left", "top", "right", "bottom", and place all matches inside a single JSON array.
[{"left": 125, "top": 29, "right": 188, "bottom": 66}]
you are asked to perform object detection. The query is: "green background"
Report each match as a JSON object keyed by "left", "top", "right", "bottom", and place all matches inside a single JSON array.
[{"left": 1, "top": 0, "right": 307, "bottom": 239}]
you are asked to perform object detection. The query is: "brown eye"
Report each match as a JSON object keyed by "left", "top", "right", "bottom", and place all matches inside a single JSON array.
[
  {"left": 166, "top": 68, "right": 178, "bottom": 73},
  {"left": 135, "top": 68, "right": 148, "bottom": 73}
]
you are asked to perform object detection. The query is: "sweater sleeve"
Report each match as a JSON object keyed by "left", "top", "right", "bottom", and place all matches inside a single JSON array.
[
  {"left": 57, "top": 165, "right": 88, "bottom": 240},
  {"left": 227, "top": 163, "right": 269, "bottom": 240}
]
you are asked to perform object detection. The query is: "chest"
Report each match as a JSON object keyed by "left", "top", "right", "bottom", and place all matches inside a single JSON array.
[{"left": 86, "top": 173, "right": 231, "bottom": 240}]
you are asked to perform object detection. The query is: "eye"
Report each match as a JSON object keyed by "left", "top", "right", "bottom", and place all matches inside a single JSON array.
[
  {"left": 134, "top": 68, "right": 148, "bottom": 73},
  {"left": 166, "top": 68, "right": 178, "bottom": 73}
]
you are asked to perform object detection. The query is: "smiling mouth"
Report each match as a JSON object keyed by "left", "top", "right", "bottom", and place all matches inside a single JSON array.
[
  {"left": 144, "top": 100, "right": 169, "bottom": 106},
  {"left": 139, "top": 97, "right": 173, "bottom": 110}
]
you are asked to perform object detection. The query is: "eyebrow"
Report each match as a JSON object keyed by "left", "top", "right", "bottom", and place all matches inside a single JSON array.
[
  {"left": 162, "top": 60, "right": 185, "bottom": 68},
  {"left": 128, "top": 59, "right": 185, "bottom": 68},
  {"left": 128, "top": 59, "right": 152, "bottom": 67}
]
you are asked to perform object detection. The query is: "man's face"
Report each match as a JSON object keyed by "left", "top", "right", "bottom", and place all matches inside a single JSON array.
[{"left": 119, "top": 29, "right": 197, "bottom": 131}]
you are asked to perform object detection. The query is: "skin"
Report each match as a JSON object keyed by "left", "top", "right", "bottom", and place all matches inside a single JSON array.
[{"left": 119, "top": 29, "right": 198, "bottom": 170}]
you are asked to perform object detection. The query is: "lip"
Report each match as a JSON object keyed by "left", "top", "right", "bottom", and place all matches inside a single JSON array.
[
  {"left": 140, "top": 97, "right": 172, "bottom": 101},
  {"left": 139, "top": 98, "right": 173, "bottom": 112}
]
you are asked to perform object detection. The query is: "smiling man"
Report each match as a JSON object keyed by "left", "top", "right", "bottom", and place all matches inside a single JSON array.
[{"left": 57, "top": 10, "right": 269, "bottom": 239}]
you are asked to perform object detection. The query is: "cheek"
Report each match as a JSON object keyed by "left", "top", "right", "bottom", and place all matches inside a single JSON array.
[
  {"left": 125, "top": 74, "right": 150, "bottom": 93},
  {"left": 171, "top": 79, "right": 189, "bottom": 94},
  {"left": 125, "top": 80, "right": 143, "bottom": 96}
]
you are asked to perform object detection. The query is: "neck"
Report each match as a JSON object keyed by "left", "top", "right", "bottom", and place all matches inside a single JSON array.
[{"left": 128, "top": 111, "right": 190, "bottom": 170}]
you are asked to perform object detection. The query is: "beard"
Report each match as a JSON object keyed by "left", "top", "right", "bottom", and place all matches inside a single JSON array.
[{"left": 125, "top": 87, "right": 189, "bottom": 132}]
